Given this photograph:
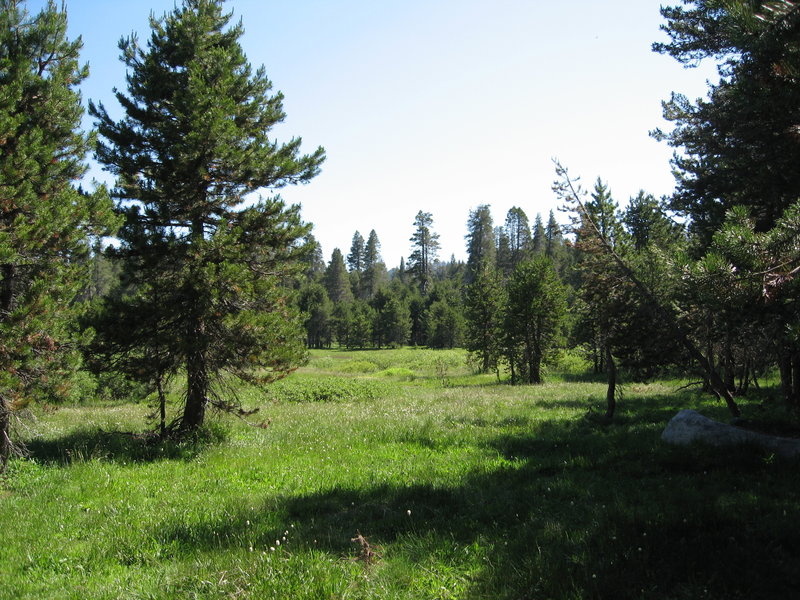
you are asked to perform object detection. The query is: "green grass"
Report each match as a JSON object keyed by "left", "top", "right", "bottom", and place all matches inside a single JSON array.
[{"left": 2, "top": 348, "right": 799, "bottom": 599}]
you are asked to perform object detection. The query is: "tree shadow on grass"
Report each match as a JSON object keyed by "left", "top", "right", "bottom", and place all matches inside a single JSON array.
[
  {"left": 151, "top": 413, "right": 800, "bottom": 599},
  {"left": 25, "top": 425, "right": 224, "bottom": 466}
]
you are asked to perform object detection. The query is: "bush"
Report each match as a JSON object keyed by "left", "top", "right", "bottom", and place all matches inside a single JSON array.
[
  {"left": 376, "top": 367, "right": 416, "bottom": 380},
  {"left": 267, "top": 377, "right": 386, "bottom": 403}
]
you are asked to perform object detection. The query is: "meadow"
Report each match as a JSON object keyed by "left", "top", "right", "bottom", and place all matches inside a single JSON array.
[{"left": 1, "top": 348, "right": 799, "bottom": 599}]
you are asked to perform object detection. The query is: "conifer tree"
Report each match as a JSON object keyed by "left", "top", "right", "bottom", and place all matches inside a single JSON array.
[
  {"left": 298, "top": 282, "right": 332, "bottom": 349},
  {"left": 532, "top": 213, "right": 546, "bottom": 254},
  {"left": 0, "top": 0, "right": 116, "bottom": 467},
  {"left": 347, "top": 231, "right": 365, "bottom": 272},
  {"left": 502, "top": 256, "right": 566, "bottom": 384},
  {"left": 465, "top": 205, "right": 495, "bottom": 284},
  {"left": 361, "top": 229, "right": 387, "bottom": 299},
  {"left": 89, "top": 0, "right": 324, "bottom": 432},
  {"left": 495, "top": 226, "right": 513, "bottom": 276},
  {"left": 324, "top": 248, "right": 353, "bottom": 305},
  {"left": 464, "top": 267, "right": 504, "bottom": 373},
  {"left": 623, "top": 191, "right": 683, "bottom": 252},
  {"left": 408, "top": 210, "right": 440, "bottom": 294},
  {"left": 544, "top": 210, "right": 564, "bottom": 260},
  {"left": 505, "top": 206, "right": 532, "bottom": 267}
]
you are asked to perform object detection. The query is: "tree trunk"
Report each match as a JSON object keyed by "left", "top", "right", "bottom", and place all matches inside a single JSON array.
[
  {"left": 792, "top": 352, "right": 800, "bottom": 408},
  {"left": 157, "top": 374, "right": 167, "bottom": 437},
  {"left": 0, "top": 395, "right": 10, "bottom": 473},
  {"left": 182, "top": 341, "right": 208, "bottom": 431},
  {"left": 1, "top": 263, "right": 15, "bottom": 317},
  {"left": 605, "top": 345, "right": 617, "bottom": 420},
  {"left": 181, "top": 290, "right": 208, "bottom": 431},
  {"left": 723, "top": 337, "right": 735, "bottom": 394},
  {"left": 779, "top": 353, "right": 794, "bottom": 407},
  {"left": 1, "top": 264, "right": 15, "bottom": 471}
]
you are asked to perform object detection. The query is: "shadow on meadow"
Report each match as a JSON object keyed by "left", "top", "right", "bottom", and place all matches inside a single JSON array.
[
  {"left": 151, "top": 398, "right": 800, "bottom": 599},
  {"left": 25, "top": 425, "right": 224, "bottom": 465}
]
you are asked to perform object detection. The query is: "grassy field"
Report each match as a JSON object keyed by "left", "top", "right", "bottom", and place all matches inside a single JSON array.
[{"left": 2, "top": 348, "right": 799, "bottom": 599}]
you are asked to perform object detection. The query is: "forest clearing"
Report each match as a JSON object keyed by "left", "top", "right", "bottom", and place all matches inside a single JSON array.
[
  {"left": 3, "top": 0, "right": 800, "bottom": 597},
  {"left": 2, "top": 348, "right": 798, "bottom": 599}
]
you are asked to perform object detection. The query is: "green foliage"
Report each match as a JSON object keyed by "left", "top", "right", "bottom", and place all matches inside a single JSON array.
[
  {"left": 266, "top": 376, "right": 386, "bottom": 403},
  {"left": 335, "top": 360, "right": 380, "bottom": 374},
  {"left": 324, "top": 248, "right": 353, "bottom": 304},
  {"left": 0, "top": 0, "right": 117, "bottom": 466},
  {"left": 624, "top": 190, "right": 684, "bottom": 252},
  {"left": 370, "top": 289, "right": 411, "bottom": 348},
  {"left": 346, "top": 231, "right": 365, "bottom": 273},
  {"left": 504, "top": 206, "right": 532, "bottom": 268},
  {"left": 88, "top": 0, "right": 323, "bottom": 431},
  {"left": 465, "top": 204, "right": 495, "bottom": 284},
  {"left": 464, "top": 268, "right": 504, "bottom": 373},
  {"left": 502, "top": 256, "right": 567, "bottom": 384},
  {"left": 655, "top": 0, "right": 800, "bottom": 247},
  {"left": 407, "top": 210, "right": 440, "bottom": 295},
  {"left": 298, "top": 282, "right": 332, "bottom": 349}
]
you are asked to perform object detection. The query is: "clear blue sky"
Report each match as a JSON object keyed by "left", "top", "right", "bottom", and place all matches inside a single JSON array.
[{"left": 30, "top": 0, "right": 717, "bottom": 267}]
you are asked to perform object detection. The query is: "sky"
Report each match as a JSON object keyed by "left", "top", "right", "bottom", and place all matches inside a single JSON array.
[{"left": 29, "top": 0, "right": 718, "bottom": 267}]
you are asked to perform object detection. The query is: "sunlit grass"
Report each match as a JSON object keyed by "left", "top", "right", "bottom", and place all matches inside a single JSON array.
[{"left": 2, "top": 348, "right": 798, "bottom": 599}]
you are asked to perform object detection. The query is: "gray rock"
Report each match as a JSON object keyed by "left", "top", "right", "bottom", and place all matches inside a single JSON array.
[{"left": 662, "top": 409, "right": 800, "bottom": 458}]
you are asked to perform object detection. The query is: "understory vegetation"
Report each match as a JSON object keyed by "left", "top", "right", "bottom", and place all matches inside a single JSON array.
[{"left": 2, "top": 348, "right": 799, "bottom": 600}]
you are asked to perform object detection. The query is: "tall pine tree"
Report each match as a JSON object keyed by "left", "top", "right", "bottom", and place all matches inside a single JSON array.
[
  {"left": 89, "top": 0, "right": 324, "bottom": 432},
  {"left": 408, "top": 210, "right": 440, "bottom": 295}
]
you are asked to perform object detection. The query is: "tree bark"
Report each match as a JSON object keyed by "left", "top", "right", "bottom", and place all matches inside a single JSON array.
[
  {"left": 1, "top": 264, "right": 15, "bottom": 471},
  {"left": 1, "top": 264, "right": 15, "bottom": 316},
  {"left": 157, "top": 374, "right": 167, "bottom": 437},
  {"left": 605, "top": 345, "right": 617, "bottom": 420},
  {"left": 181, "top": 316, "right": 208, "bottom": 431},
  {"left": 0, "top": 395, "right": 10, "bottom": 473}
]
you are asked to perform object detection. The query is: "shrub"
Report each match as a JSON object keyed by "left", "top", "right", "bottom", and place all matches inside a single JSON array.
[{"left": 267, "top": 377, "right": 386, "bottom": 403}]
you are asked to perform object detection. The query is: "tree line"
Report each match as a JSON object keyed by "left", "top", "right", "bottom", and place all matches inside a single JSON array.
[{"left": 2, "top": 0, "right": 799, "bottom": 469}]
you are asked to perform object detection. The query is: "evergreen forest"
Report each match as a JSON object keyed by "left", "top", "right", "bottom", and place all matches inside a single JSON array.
[{"left": 2, "top": 1, "right": 800, "bottom": 598}]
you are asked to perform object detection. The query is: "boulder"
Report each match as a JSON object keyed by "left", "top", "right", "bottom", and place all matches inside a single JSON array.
[{"left": 662, "top": 409, "right": 800, "bottom": 458}]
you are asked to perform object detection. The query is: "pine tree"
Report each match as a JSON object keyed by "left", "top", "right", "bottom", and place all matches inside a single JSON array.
[
  {"left": 495, "top": 226, "right": 513, "bottom": 276},
  {"left": 324, "top": 248, "right": 354, "bottom": 304},
  {"left": 464, "top": 267, "right": 504, "bottom": 373},
  {"left": 347, "top": 231, "right": 365, "bottom": 272},
  {"left": 0, "top": 0, "right": 116, "bottom": 467},
  {"left": 89, "top": 0, "right": 324, "bottom": 432},
  {"left": 532, "top": 213, "right": 546, "bottom": 254},
  {"left": 298, "top": 282, "right": 332, "bottom": 349},
  {"left": 502, "top": 256, "right": 566, "bottom": 384},
  {"left": 465, "top": 205, "right": 495, "bottom": 284},
  {"left": 301, "top": 233, "right": 326, "bottom": 282},
  {"left": 408, "top": 210, "right": 440, "bottom": 294},
  {"left": 505, "top": 206, "right": 532, "bottom": 267},
  {"left": 371, "top": 289, "right": 410, "bottom": 348},
  {"left": 654, "top": 1, "right": 800, "bottom": 248},
  {"left": 544, "top": 210, "right": 563, "bottom": 260},
  {"left": 361, "top": 229, "right": 387, "bottom": 299},
  {"left": 623, "top": 191, "right": 683, "bottom": 251}
]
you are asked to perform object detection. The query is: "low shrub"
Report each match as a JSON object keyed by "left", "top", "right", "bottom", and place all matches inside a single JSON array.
[
  {"left": 376, "top": 367, "right": 416, "bottom": 380},
  {"left": 266, "top": 377, "right": 386, "bottom": 403}
]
